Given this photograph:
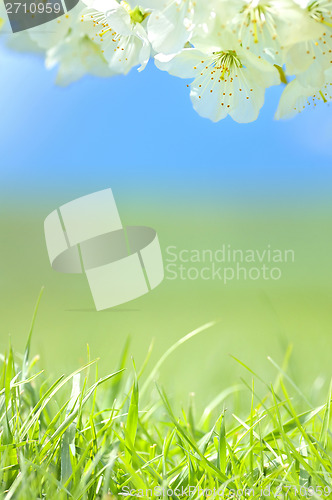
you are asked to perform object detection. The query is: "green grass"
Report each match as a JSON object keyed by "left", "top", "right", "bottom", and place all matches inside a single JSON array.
[{"left": 1, "top": 294, "right": 332, "bottom": 499}]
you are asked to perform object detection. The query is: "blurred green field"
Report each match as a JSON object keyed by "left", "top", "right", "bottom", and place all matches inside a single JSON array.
[{"left": 1, "top": 197, "right": 332, "bottom": 409}]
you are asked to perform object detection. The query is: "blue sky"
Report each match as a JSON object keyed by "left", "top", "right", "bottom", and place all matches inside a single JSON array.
[{"left": 1, "top": 44, "right": 332, "bottom": 206}]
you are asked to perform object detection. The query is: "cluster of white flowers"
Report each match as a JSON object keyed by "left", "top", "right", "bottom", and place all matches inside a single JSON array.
[{"left": 2, "top": 0, "right": 332, "bottom": 122}]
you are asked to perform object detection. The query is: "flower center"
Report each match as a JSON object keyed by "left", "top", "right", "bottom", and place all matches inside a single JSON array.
[
  {"left": 307, "top": 1, "right": 332, "bottom": 25},
  {"left": 120, "top": 1, "right": 147, "bottom": 24},
  {"left": 240, "top": 1, "right": 272, "bottom": 42},
  {"left": 212, "top": 50, "right": 243, "bottom": 80}
]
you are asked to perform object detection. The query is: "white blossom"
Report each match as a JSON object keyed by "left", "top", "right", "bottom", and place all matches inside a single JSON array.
[
  {"left": 156, "top": 31, "right": 280, "bottom": 122},
  {"left": 4, "top": 0, "right": 332, "bottom": 121},
  {"left": 276, "top": 67, "right": 332, "bottom": 118},
  {"left": 211, "top": 0, "right": 307, "bottom": 65},
  {"left": 81, "top": 0, "right": 150, "bottom": 73},
  {"left": 46, "top": 32, "right": 114, "bottom": 85},
  {"left": 283, "top": 0, "right": 332, "bottom": 87}
]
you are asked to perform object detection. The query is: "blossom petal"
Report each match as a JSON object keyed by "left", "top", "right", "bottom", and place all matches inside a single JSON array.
[
  {"left": 155, "top": 49, "right": 206, "bottom": 79},
  {"left": 147, "top": 0, "right": 193, "bottom": 54}
]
